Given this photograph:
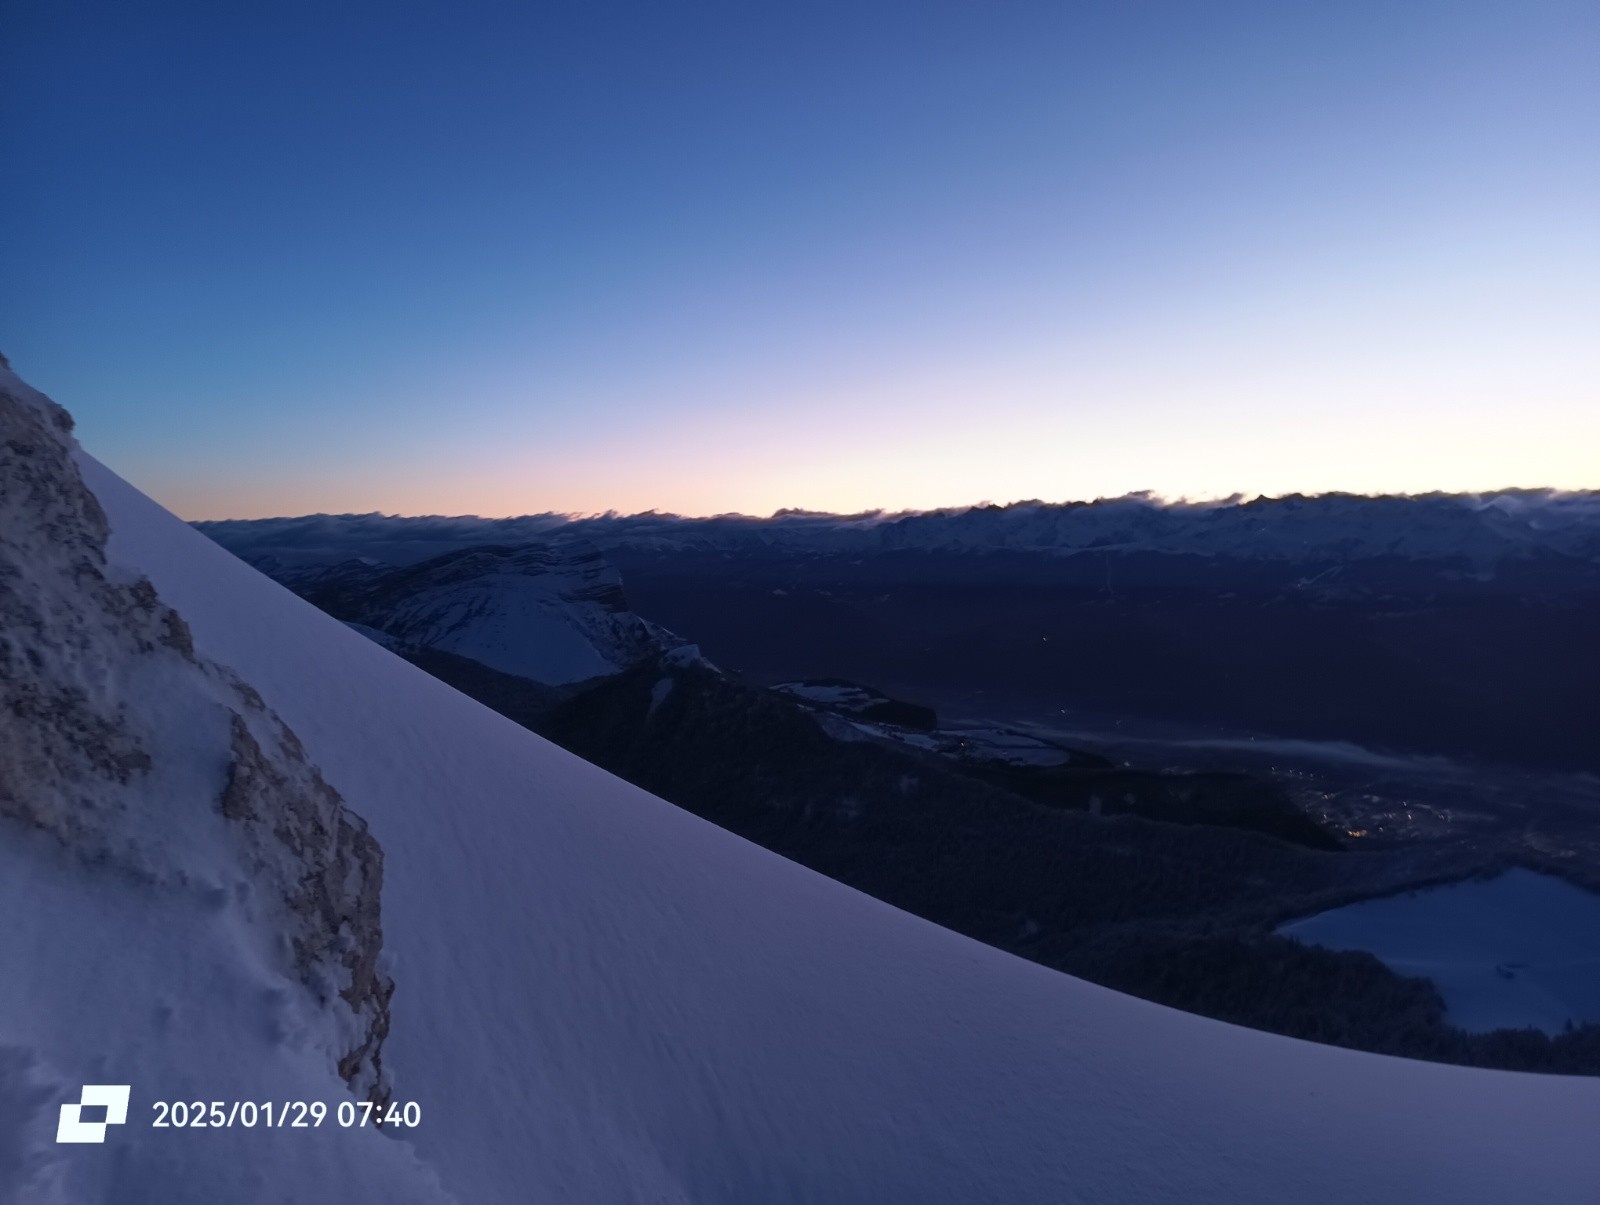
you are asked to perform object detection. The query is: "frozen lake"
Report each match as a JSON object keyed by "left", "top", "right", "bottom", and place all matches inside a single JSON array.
[{"left": 1279, "top": 869, "right": 1600, "bottom": 1034}]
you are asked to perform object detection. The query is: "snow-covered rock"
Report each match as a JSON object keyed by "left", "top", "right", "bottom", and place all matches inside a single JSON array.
[
  {"left": 279, "top": 542, "right": 681, "bottom": 685},
  {"left": 772, "top": 678, "right": 938, "bottom": 730},
  {"left": 0, "top": 361, "right": 433, "bottom": 1202}
]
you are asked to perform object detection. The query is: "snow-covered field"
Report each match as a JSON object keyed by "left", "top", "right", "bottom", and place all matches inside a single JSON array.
[
  {"left": 1280, "top": 869, "right": 1600, "bottom": 1034},
  {"left": 7, "top": 359, "right": 1600, "bottom": 1202}
]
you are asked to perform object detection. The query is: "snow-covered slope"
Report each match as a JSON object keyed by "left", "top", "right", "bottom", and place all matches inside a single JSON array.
[
  {"left": 0, "top": 365, "right": 444, "bottom": 1203},
  {"left": 200, "top": 488, "right": 1600, "bottom": 570},
  {"left": 9, "top": 363, "right": 1600, "bottom": 1202},
  {"left": 278, "top": 543, "right": 678, "bottom": 685}
]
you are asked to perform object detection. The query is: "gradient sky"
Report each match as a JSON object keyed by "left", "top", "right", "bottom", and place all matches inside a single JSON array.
[{"left": 5, "top": 0, "right": 1597, "bottom": 519}]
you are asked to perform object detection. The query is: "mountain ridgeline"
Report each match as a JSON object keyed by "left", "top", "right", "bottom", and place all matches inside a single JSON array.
[{"left": 199, "top": 489, "right": 1600, "bottom": 566}]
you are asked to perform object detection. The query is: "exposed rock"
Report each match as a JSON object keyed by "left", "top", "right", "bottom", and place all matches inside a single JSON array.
[
  {"left": 0, "top": 360, "right": 394, "bottom": 1104},
  {"left": 220, "top": 709, "right": 393, "bottom": 1102}
]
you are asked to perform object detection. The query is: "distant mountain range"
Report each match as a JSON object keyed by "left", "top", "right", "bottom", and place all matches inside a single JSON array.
[
  {"left": 203, "top": 490, "right": 1599, "bottom": 771},
  {"left": 198, "top": 488, "right": 1600, "bottom": 572}
]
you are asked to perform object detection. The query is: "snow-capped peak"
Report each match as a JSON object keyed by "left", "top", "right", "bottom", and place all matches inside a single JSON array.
[
  {"left": 275, "top": 541, "right": 682, "bottom": 685},
  {"left": 198, "top": 488, "right": 1600, "bottom": 571}
]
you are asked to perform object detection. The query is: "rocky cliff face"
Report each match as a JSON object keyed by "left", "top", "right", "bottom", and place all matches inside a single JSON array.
[{"left": 0, "top": 359, "right": 393, "bottom": 1103}]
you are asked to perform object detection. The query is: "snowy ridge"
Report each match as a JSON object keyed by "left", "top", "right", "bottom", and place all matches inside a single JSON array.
[
  {"left": 280, "top": 542, "right": 679, "bottom": 685},
  {"left": 199, "top": 488, "right": 1600, "bottom": 569},
  {"left": 8, "top": 361, "right": 1600, "bottom": 1202}
]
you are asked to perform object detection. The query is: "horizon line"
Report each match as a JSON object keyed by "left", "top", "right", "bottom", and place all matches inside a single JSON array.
[{"left": 188, "top": 484, "right": 1600, "bottom": 527}]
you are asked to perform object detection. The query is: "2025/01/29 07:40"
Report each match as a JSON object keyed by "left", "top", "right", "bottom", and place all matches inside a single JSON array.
[{"left": 152, "top": 1099, "right": 421, "bottom": 1129}]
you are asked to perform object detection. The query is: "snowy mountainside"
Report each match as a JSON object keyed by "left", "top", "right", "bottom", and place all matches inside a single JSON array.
[
  {"left": 198, "top": 488, "right": 1600, "bottom": 570},
  {"left": 266, "top": 542, "right": 680, "bottom": 685},
  {"left": 0, "top": 363, "right": 440, "bottom": 1203},
  {"left": 9, "top": 358, "right": 1600, "bottom": 1202}
]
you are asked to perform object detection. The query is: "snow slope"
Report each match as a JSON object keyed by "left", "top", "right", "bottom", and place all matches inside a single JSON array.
[
  {"left": 12, "top": 364, "right": 1600, "bottom": 1200},
  {"left": 0, "top": 366, "right": 447, "bottom": 1204}
]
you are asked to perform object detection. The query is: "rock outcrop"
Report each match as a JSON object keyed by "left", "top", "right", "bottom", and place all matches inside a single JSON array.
[{"left": 0, "top": 359, "right": 393, "bottom": 1103}]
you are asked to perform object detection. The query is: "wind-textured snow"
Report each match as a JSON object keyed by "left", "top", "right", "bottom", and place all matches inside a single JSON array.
[{"left": 38, "top": 387, "right": 1593, "bottom": 1200}]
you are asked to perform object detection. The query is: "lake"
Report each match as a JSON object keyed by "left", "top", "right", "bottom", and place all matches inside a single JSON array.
[{"left": 1278, "top": 868, "right": 1600, "bottom": 1034}]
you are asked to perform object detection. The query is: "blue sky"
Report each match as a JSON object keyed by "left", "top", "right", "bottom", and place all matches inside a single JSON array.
[{"left": 5, "top": 0, "right": 1596, "bottom": 518}]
